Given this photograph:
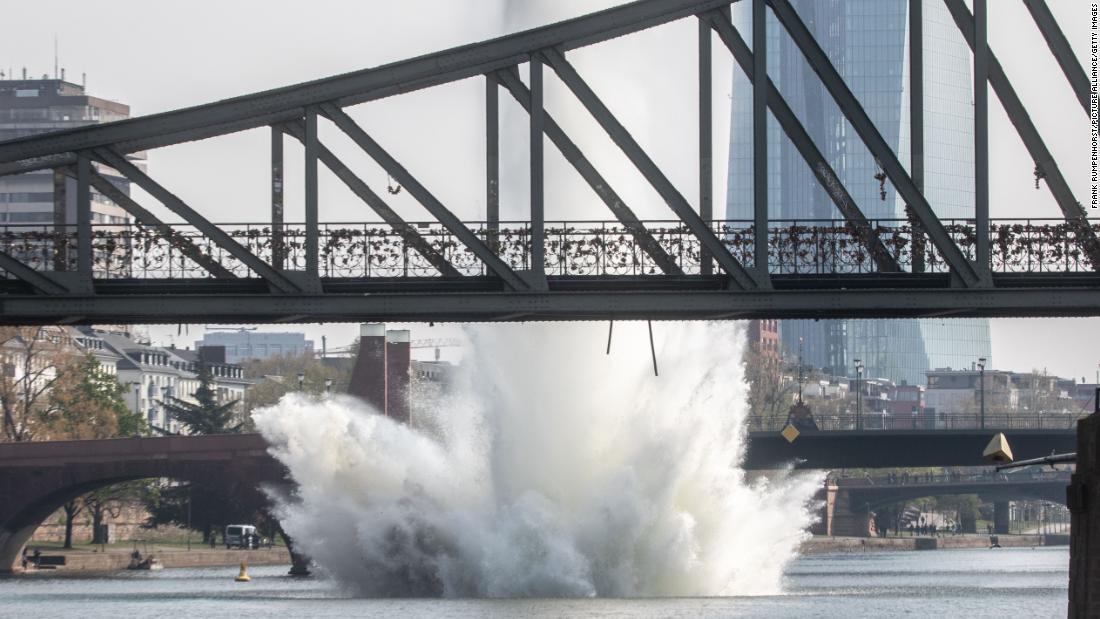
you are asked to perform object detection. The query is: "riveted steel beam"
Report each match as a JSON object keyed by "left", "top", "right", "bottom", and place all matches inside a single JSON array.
[
  {"left": 705, "top": 11, "right": 901, "bottom": 274},
  {"left": 752, "top": 0, "right": 768, "bottom": 279},
  {"left": 768, "top": 0, "right": 980, "bottom": 285},
  {"left": 304, "top": 110, "right": 319, "bottom": 278},
  {"left": 974, "top": 0, "right": 990, "bottom": 274},
  {"left": 279, "top": 120, "right": 459, "bottom": 277},
  {"left": 1023, "top": 0, "right": 1090, "bottom": 116},
  {"left": 271, "top": 126, "right": 285, "bottom": 270},
  {"left": 51, "top": 169, "right": 67, "bottom": 271},
  {"left": 486, "top": 77, "right": 500, "bottom": 235},
  {"left": 319, "top": 103, "right": 528, "bottom": 290},
  {"left": 91, "top": 147, "right": 302, "bottom": 293},
  {"left": 909, "top": 0, "right": 926, "bottom": 273},
  {"left": 0, "top": 252, "right": 70, "bottom": 295},
  {"left": 80, "top": 167, "right": 236, "bottom": 279},
  {"left": 529, "top": 56, "right": 546, "bottom": 283},
  {"left": 76, "top": 156, "right": 92, "bottom": 282},
  {"left": 0, "top": 283, "right": 1099, "bottom": 324},
  {"left": 492, "top": 67, "right": 683, "bottom": 276},
  {"left": 698, "top": 17, "right": 714, "bottom": 275},
  {"left": 0, "top": 0, "right": 736, "bottom": 177},
  {"left": 541, "top": 47, "right": 760, "bottom": 289},
  {"left": 943, "top": 0, "right": 1100, "bottom": 271}
]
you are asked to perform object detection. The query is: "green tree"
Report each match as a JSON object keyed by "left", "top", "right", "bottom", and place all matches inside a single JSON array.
[
  {"left": 144, "top": 365, "right": 250, "bottom": 540},
  {"left": 158, "top": 365, "right": 242, "bottom": 435},
  {"left": 49, "top": 354, "right": 145, "bottom": 440},
  {"left": 240, "top": 351, "right": 349, "bottom": 413},
  {"left": 48, "top": 354, "right": 147, "bottom": 548},
  {"left": 143, "top": 479, "right": 272, "bottom": 545}
]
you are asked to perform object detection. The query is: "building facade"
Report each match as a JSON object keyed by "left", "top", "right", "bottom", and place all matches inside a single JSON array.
[
  {"left": 925, "top": 367, "right": 1074, "bottom": 418},
  {"left": 0, "top": 77, "right": 138, "bottom": 234},
  {"left": 746, "top": 319, "right": 780, "bottom": 359},
  {"left": 727, "top": 0, "right": 991, "bottom": 384},
  {"left": 78, "top": 328, "right": 249, "bottom": 434},
  {"left": 196, "top": 331, "right": 314, "bottom": 363}
]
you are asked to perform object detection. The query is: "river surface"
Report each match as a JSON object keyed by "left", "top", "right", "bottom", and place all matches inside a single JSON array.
[{"left": 0, "top": 547, "right": 1068, "bottom": 618}]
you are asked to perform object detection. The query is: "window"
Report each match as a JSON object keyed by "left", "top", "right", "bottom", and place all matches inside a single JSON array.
[
  {"left": 0, "top": 192, "right": 53, "bottom": 203},
  {"left": 7, "top": 212, "right": 54, "bottom": 222}
]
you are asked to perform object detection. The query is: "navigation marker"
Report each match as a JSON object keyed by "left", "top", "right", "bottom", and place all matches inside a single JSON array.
[
  {"left": 982, "top": 433, "right": 1014, "bottom": 463},
  {"left": 781, "top": 423, "right": 800, "bottom": 444}
]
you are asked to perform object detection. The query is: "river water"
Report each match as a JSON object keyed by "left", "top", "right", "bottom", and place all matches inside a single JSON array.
[{"left": 0, "top": 547, "right": 1067, "bottom": 618}]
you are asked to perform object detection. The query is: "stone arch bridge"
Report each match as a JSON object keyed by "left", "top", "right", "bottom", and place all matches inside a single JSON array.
[
  {"left": 0, "top": 428, "right": 1076, "bottom": 571},
  {"left": 819, "top": 470, "right": 1071, "bottom": 537},
  {"left": 0, "top": 434, "right": 296, "bottom": 573}
]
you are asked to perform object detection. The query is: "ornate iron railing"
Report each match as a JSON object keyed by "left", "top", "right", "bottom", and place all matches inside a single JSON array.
[
  {"left": 0, "top": 218, "right": 1095, "bottom": 280},
  {"left": 833, "top": 469, "right": 1072, "bottom": 488}
]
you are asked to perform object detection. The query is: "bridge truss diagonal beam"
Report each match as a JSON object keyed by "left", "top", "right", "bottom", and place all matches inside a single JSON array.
[
  {"left": 943, "top": 0, "right": 1100, "bottom": 271},
  {"left": 704, "top": 10, "right": 902, "bottom": 274},
  {"left": 278, "top": 120, "right": 459, "bottom": 278},
  {"left": 0, "top": 251, "right": 70, "bottom": 295},
  {"left": 1022, "top": 0, "right": 1090, "bottom": 116},
  {"left": 767, "top": 0, "right": 983, "bottom": 286},
  {"left": 492, "top": 67, "right": 684, "bottom": 276},
  {"left": 540, "top": 47, "right": 762, "bottom": 290},
  {"left": 0, "top": 0, "right": 736, "bottom": 178},
  {"left": 79, "top": 167, "right": 236, "bottom": 280},
  {"left": 318, "top": 103, "right": 529, "bottom": 290},
  {"left": 91, "top": 148, "right": 302, "bottom": 293}
]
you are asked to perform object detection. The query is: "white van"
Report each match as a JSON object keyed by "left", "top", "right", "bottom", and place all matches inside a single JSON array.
[{"left": 224, "top": 524, "right": 258, "bottom": 549}]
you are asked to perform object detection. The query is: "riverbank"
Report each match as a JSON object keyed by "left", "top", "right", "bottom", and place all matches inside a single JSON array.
[
  {"left": 13, "top": 534, "right": 1069, "bottom": 573},
  {"left": 15, "top": 545, "right": 290, "bottom": 573},
  {"left": 803, "top": 533, "right": 1070, "bottom": 553}
]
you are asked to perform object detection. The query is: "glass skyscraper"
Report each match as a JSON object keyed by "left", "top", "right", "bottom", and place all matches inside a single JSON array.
[{"left": 727, "top": 0, "right": 991, "bottom": 385}]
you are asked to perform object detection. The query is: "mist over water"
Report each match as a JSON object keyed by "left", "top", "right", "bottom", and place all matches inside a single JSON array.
[{"left": 253, "top": 322, "right": 822, "bottom": 597}]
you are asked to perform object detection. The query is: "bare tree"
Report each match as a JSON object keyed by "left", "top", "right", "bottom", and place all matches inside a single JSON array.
[
  {"left": 84, "top": 482, "right": 148, "bottom": 545},
  {"left": 0, "top": 327, "right": 76, "bottom": 442},
  {"left": 742, "top": 343, "right": 797, "bottom": 425}
]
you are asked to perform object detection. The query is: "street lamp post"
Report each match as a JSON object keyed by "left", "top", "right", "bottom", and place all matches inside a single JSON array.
[
  {"left": 129, "top": 382, "right": 141, "bottom": 433},
  {"left": 796, "top": 337, "right": 805, "bottom": 405},
  {"left": 187, "top": 483, "right": 192, "bottom": 551},
  {"left": 978, "top": 357, "right": 986, "bottom": 430},
  {"left": 854, "top": 358, "right": 864, "bottom": 431}
]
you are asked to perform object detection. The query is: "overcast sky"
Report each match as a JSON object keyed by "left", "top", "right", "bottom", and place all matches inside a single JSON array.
[{"left": 0, "top": 1, "right": 1096, "bottom": 379}]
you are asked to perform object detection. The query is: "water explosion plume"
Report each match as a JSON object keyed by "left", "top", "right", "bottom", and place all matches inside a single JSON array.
[{"left": 254, "top": 322, "right": 822, "bottom": 597}]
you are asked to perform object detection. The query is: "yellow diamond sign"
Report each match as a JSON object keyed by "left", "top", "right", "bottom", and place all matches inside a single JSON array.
[{"left": 781, "top": 423, "right": 800, "bottom": 444}]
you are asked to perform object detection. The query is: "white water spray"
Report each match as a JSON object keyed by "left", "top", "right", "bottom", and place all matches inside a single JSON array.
[{"left": 254, "top": 322, "right": 822, "bottom": 597}]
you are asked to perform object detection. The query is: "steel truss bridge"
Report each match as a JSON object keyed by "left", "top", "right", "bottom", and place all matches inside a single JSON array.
[{"left": 0, "top": 0, "right": 1093, "bottom": 324}]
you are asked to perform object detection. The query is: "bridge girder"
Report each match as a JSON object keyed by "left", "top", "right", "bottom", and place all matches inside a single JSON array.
[
  {"left": 0, "top": 0, "right": 1092, "bottom": 322},
  {"left": 0, "top": 282, "right": 1094, "bottom": 326}
]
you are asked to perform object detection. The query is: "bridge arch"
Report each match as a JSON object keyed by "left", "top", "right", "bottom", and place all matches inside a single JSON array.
[
  {"left": 852, "top": 482, "right": 1067, "bottom": 513},
  {"left": 0, "top": 435, "right": 288, "bottom": 573}
]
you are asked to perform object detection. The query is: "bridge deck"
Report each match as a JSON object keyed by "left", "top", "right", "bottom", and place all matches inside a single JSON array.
[
  {"left": 0, "top": 430, "right": 1077, "bottom": 471},
  {"left": 744, "top": 429, "right": 1076, "bottom": 469}
]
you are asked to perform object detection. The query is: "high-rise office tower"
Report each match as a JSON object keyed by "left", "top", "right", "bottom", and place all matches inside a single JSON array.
[
  {"left": 0, "top": 75, "right": 136, "bottom": 236},
  {"left": 727, "top": 0, "right": 991, "bottom": 385}
]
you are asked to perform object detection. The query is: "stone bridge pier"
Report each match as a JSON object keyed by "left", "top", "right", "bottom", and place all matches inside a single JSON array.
[
  {"left": 0, "top": 435, "right": 294, "bottom": 574},
  {"left": 1069, "top": 413, "right": 1100, "bottom": 616}
]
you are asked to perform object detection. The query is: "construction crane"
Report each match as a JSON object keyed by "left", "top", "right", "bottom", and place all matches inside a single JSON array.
[{"left": 411, "top": 338, "right": 462, "bottom": 362}]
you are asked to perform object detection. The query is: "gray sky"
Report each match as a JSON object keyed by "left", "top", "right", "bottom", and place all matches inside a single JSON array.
[{"left": 0, "top": 1, "right": 1097, "bottom": 378}]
